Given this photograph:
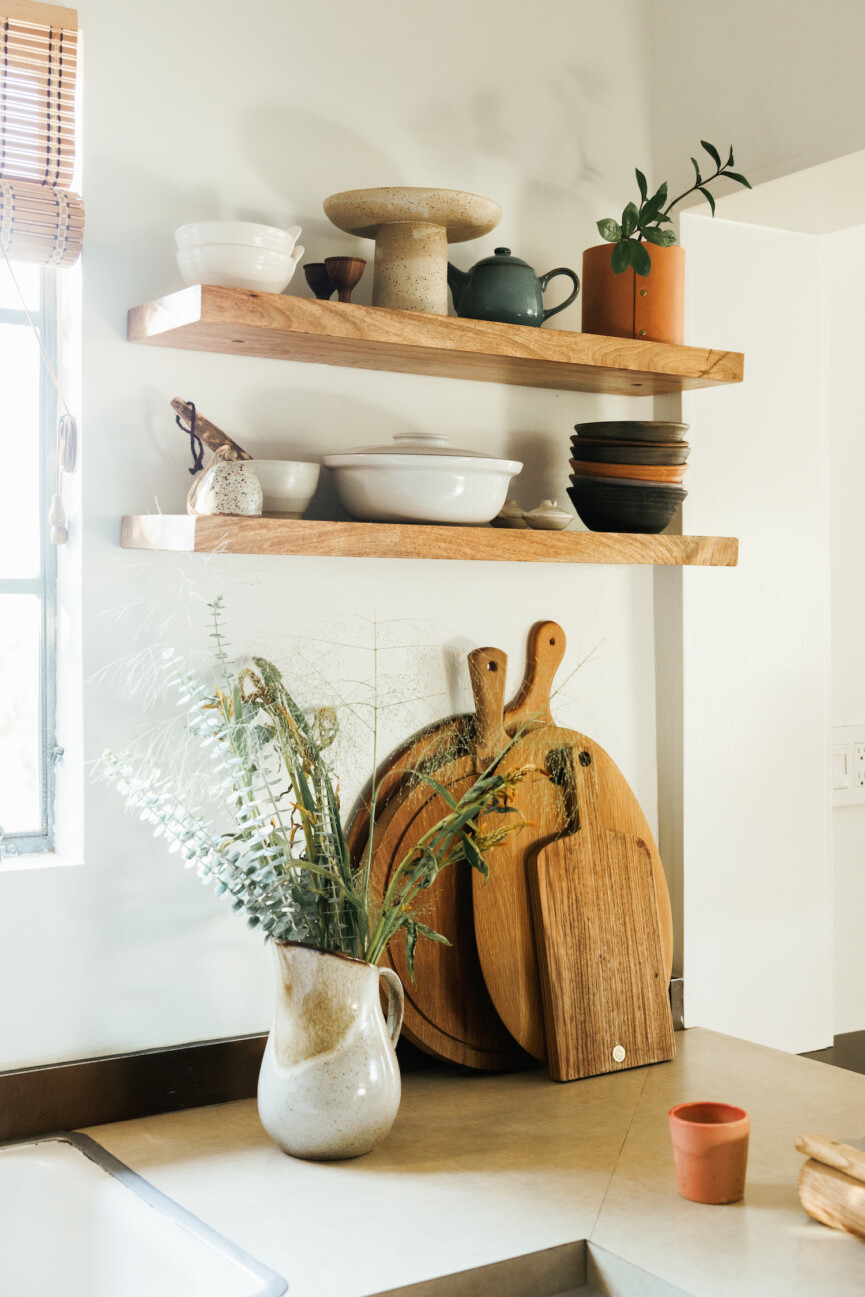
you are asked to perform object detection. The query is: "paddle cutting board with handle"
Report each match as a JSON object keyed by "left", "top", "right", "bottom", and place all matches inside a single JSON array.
[
  {"left": 471, "top": 625, "right": 673, "bottom": 1064},
  {"left": 359, "top": 646, "right": 536, "bottom": 1070},
  {"left": 346, "top": 620, "right": 567, "bottom": 866},
  {"left": 528, "top": 762, "right": 675, "bottom": 1081}
]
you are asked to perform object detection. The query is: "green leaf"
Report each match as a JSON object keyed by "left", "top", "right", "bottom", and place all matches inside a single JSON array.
[
  {"left": 610, "top": 239, "right": 633, "bottom": 274},
  {"left": 404, "top": 920, "right": 418, "bottom": 980},
  {"left": 621, "top": 201, "right": 639, "bottom": 238},
  {"left": 691, "top": 157, "right": 702, "bottom": 185},
  {"left": 642, "top": 226, "right": 677, "bottom": 246},
  {"left": 596, "top": 218, "right": 622, "bottom": 243},
  {"left": 414, "top": 921, "right": 451, "bottom": 946},
  {"left": 698, "top": 186, "right": 716, "bottom": 216},
  {"left": 641, "top": 182, "right": 669, "bottom": 224},
  {"left": 701, "top": 140, "right": 721, "bottom": 167},
  {"left": 727, "top": 145, "right": 735, "bottom": 166},
  {"left": 725, "top": 171, "right": 752, "bottom": 189},
  {"left": 631, "top": 240, "right": 652, "bottom": 277},
  {"left": 635, "top": 168, "right": 648, "bottom": 201}
]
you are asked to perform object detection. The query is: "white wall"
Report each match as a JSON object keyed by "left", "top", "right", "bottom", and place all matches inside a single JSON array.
[
  {"left": 823, "top": 225, "right": 865, "bottom": 1035},
  {"left": 0, "top": 0, "right": 666, "bottom": 1069},
  {"left": 679, "top": 213, "right": 833, "bottom": 1054},
  {"left": 649, "top": 0, "right": 865, "bottom": 189}
]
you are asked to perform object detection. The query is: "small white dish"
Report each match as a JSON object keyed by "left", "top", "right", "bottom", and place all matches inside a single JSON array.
[
  {"left": 251, "top": 460, "right": 320, "bottom": 518},
  {"left": 176, "top": 243, "right": 304, "bottom": 292},
  {"left": 175, "top": 221, "right": 302, "bottom": 255},
  {"left": 491, "top": 499, "right": 528, "bottom": 529},
  {"left": 524, "top": 499, "right": 573, "bottom": 530},
  {"left": 323, "top": 433, "right": 521, "bottom": 525}
]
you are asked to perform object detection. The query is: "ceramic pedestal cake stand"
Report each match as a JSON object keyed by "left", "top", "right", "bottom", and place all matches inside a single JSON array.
[{"left": 322, "top": 187, "right": 501, "bottom": 315}]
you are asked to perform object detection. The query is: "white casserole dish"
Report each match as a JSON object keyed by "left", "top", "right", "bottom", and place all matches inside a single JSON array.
[{"left": 323, "top": 433, "right": 522, "bottom": 525}]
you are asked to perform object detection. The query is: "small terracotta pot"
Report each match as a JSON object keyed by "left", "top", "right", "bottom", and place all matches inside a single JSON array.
[
  {"left": 668, "top": 1102, "right": 750, "bottom": 1204},
  {"left": 582, "top": 243, "right": 685, "bottom": 344}
]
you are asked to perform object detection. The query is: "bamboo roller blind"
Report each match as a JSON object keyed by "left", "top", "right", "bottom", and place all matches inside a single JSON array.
[{"left": 0, "top": 0, "right": 82, "bottom": 266}]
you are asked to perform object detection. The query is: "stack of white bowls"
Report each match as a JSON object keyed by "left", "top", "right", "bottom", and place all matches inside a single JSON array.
[{"left": 175, "top": 221, "right": 304, "bottom": 293}]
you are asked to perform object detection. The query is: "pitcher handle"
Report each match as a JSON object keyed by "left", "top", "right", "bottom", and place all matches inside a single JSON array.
[
  {"left": 539, "top": 267, "right": 580, "bottom": 321},
  {"left": 378, "top": 967, "right": 404, "bottom": 1046}
]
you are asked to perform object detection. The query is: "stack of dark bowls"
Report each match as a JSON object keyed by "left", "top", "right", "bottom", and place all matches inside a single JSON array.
[{"left": 568, "top": 421, "right": 690, "bottom": 534}]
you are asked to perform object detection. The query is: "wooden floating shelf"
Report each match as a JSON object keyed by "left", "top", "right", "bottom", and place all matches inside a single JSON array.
[
  {"left": 121, "top": 516, "right": 739, "bottom": 567},
  {"left": 127, "top": 286, "right": 744, "bottom": 396}
]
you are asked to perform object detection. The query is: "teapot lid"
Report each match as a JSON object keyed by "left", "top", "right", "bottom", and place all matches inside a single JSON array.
[{"left": 472, "top": 246, "right": 532, "bottom": 270}]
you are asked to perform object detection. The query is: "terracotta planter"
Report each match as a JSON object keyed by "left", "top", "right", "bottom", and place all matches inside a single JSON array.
[
  {"left": 581, "top": 243, "right": 685, "bottom": 345},
  {"left": 668, "top": 1101, "right": 751, "bottom": 1204},
  {"left": 257, "top": 942, "right": 404, "bottom": 1161}
]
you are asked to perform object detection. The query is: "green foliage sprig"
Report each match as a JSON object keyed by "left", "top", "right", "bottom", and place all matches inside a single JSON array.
[
  {"left": 597, "top": 141, "right": 752, "bottom": 276},
  {"left": 101, "top": 599, "right": 529, "bottom": 977}
]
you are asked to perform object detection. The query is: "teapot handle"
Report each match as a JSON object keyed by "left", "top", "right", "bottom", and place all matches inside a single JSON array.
[
  {"left": 378, "top": 966, "right": 404, "bottom": 1046},
  {"left": 539, "top": 267, "right": 580, "bottom": 321}
]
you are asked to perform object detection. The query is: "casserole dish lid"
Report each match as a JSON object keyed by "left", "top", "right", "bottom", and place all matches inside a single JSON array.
[{"left": 329, "top": 432, "right": 500, "bottom": 459}]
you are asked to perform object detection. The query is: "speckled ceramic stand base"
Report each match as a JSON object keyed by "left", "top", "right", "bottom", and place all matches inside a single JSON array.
[{"left": 371, "top": 222, "right": 449, "bottom": 314}]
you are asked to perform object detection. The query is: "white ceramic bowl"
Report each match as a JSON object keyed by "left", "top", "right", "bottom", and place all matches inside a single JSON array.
[
  {"left": 323, "top": 434, "right": 521, "bottom": 525},
  {"left": 176, "top": 243, "right": 304, "bottom": 292},
  {"left": 252, "top": 460, "right": 320, "bottom": 518},
  {"left": 175, "top": 221, "right": 302, "bottom": 255}
]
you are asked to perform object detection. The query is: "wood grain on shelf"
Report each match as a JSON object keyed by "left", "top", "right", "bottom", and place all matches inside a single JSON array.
[
  {"left": 127, "top": 286, "right": 744, "bottom": 396},
  {"left": 120, "top": 516, "right": 739, "bottom": 567}
]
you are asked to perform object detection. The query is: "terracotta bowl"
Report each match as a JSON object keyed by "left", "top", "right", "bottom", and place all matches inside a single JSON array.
[
  {"left": 569, "top": 441, "right": 690, "bottom": 466},
  {"left": 568, "top": 478, "right": 686, "bottom": 534},
  {"left": 570, "top": 460, "right": 689, "bottom": 484},
  {"left": 574, "top": 420, "right": 690, "bottom": 444}
]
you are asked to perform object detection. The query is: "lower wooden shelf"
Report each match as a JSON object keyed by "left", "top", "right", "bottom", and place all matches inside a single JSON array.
[{"left": 121, "top": 516, "right": 739, "bottom": 567}]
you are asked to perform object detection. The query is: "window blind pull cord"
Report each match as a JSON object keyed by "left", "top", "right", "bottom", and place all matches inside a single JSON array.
[{"left": 0, "top": 241, "right": 77, "bottom": 544}]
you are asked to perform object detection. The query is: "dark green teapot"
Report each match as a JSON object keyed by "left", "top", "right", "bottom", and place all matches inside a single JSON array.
[{"left": 447, "top": 247, "right": 580, "bottom": 328}]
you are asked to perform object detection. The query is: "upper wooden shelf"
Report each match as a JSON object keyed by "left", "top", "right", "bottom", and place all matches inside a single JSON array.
[
  {"left": 127, "top": 287, "right": 744, "bottom": 396},
  {"left": 121, "top": 516, "right": 739, "bottom": 567}
]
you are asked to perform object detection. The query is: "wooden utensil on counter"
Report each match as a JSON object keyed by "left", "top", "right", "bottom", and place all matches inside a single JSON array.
[
  {"left": 529, "top": 752, "right": 675, "bottom": 1081},
  {"left": 360, "top": 647, "right": 536, "bottom": 1070},
  {"left": 797, "top": 1134, "right": 865, "bottom": 1239},
  {"left": 471, "top": 632, "right": 674, "bottom": 1063}
]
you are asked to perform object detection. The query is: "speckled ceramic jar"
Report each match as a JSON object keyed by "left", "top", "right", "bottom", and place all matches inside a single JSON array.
[
  {"left": 257, "top": 943, "right": 404, "bottom": 1161},
  {"left": 187, "top": 448, "right": 262, "bottom": 517}
]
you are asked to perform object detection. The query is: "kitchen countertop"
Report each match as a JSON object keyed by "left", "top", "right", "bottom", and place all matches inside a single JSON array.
[{"left": 83, "top": 1028, "right": 865, "bottom": 1297}]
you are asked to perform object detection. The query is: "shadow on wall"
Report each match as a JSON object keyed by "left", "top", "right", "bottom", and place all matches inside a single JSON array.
[{"left": 239, "top": 105, "right": 406, "bottom": 308}]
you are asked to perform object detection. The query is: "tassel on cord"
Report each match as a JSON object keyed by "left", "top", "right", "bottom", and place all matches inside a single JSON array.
[{"left": 0, "top": 244, "right": 78, "bottom": 545}]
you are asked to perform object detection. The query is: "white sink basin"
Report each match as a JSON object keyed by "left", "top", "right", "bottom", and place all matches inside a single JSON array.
[{"left": 0, "top": 1135, "right": 285, "bottom": 1297}]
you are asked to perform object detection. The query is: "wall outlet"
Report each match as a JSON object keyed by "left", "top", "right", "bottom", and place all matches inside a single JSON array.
[{"left": 833, "top": 726, "right": 865, "bottom": 805}]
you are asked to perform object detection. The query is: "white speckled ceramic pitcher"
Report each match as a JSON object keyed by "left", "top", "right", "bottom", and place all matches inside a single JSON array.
[{"left": 257, "top": 942, "right": 404, "bottom": 1161}]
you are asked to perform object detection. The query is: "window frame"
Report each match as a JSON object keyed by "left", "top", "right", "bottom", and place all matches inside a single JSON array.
[{"left": 0, "top": 263, "right": 59, "bottom": 856}]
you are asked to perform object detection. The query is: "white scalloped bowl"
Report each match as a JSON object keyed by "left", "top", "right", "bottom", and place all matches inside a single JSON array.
[
  {"left": 175, "top": 221, "right": 302, "bottom": 255},
  {"left": 176, "top": 243, "right": 304, "bottom": 292}
]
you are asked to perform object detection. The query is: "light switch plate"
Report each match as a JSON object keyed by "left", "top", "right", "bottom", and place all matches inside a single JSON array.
[{"left": 832, "top": 725, "right": 865, "bottom": 805}]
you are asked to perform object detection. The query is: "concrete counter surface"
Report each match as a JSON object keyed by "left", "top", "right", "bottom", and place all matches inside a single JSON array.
[{"left": 83, "top": 1028, "right": 865, "bottom": 1297}]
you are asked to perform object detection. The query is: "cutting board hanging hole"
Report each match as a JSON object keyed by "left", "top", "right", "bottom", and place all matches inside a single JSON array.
[{"left": 579, "top": 751, "right": 592, "bottom": 767}]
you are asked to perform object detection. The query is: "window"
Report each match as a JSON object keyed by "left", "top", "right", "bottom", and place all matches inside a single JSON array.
[
  {"left": 0, "top": 0, "right": 83, "bottom": 858},
  {"left": 0, "top": 257, "right": 58, "bottom": 855}
]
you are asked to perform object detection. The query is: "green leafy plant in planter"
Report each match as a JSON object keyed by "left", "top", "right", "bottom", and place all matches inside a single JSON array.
[
  {"left": 597, "top": 141, "right": 752, "bottom": 276},
  {"left": 101, "top": 598, "right": 530, "bottom": 977}
]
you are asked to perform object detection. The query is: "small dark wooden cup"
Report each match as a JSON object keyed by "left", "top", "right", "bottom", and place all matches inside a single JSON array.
[
  {"left": 324, "top": 256, "right": 366, "bottom": 304},
  {"left": 304, "top": 263, "right": 335, "bottom": 300}
]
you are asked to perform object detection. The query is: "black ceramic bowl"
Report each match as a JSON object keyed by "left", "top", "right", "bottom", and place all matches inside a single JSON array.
[
  {"left": 569, "top": 440, "right": 690, "bottom": 466},
  {"left": 574, "top": 420, "right": 690, "bottom": 444},
  {"left": 568, "top": 479, "right": 686, "bottom": 534}
]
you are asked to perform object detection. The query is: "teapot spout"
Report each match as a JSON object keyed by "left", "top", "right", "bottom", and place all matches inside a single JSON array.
[{"left": 446, "top": 261, "right": 467, "bottom": 309}]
